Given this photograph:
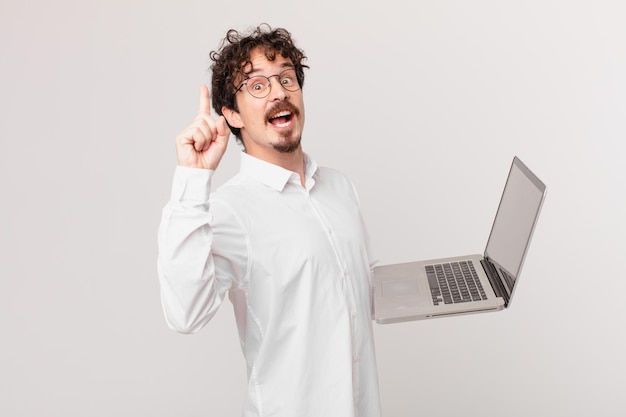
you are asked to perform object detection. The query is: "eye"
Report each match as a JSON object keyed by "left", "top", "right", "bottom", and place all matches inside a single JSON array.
[
  {"left": 280, "top": 76, "right": 295, "bottom": 86},
  {"left": 251, "top": 82, "right": 265, "bottom": 91}
]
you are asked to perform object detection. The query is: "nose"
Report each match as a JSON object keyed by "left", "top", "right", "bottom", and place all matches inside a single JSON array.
[{"left": 268, "top": 76, "right": 288, "bottom": 101}]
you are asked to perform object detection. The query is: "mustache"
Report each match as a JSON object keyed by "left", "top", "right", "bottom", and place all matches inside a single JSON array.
[{"left": 265, "top": 101, "right": 300, "bottom": 121}]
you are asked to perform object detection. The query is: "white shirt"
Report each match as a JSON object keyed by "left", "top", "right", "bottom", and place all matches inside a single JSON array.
[{"left": 158, "top": 152, "right": 381, "bottom": 417}]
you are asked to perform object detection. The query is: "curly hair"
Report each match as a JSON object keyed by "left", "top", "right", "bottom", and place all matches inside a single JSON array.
[{"left": 209, "top": 24, "right": 309, "bottom": 141}]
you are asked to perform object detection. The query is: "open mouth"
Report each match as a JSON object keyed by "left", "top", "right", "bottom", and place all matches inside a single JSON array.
[
  {"left": 266, "top": 103, "right": 299, "bottom": 128},
  {"left": 268, "top": 110, "right": 294, "bottom": 128}
]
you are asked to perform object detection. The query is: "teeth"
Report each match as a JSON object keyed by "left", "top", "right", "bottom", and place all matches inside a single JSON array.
[{"left": 271, "top": 110, "right": 291, "bottom": 119}]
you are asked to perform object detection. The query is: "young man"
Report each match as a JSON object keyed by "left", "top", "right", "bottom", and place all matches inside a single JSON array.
[{"left": 158, "top": 25, "right": 382, "bottom": 417}]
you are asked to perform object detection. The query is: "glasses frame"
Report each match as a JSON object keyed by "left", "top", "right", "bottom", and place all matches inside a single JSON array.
[{"left": 235, "top": 68, "right": 301, "bottom": 99}]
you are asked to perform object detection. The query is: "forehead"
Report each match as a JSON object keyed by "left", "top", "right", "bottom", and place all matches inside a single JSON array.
[{"left": 244, "top": 48, "right": 294, "bottom": 75}]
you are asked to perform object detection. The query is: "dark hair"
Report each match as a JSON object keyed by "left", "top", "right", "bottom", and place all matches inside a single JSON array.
[{"left": 209, "top": 24, "right": 308, "bottom": 141}]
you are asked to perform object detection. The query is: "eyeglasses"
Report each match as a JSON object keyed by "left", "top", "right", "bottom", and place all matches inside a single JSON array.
[{"left": 236, "top": 68, "right": 300, "bottom": 99}]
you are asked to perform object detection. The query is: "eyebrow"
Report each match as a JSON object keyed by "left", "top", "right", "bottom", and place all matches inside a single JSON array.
[{"left": 247, "top": 61, "right": 295, "bottom": 77}]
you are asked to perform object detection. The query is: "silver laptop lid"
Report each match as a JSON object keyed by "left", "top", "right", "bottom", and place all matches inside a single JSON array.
[{"left": 484, "top": 157, "right": 546, "bottom": 303}]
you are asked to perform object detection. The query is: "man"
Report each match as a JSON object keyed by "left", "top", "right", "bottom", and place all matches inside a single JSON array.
[{"left": 158, "top": 25, "right": 382, "bottom": 417}]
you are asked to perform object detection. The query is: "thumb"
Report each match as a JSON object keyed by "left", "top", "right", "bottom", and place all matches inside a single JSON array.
[
  {"left": 203, "top": 116, "right": 230, "bottom": 170},
  {"left": 215, "top": 115, "right": 230, "bottom": 145}
]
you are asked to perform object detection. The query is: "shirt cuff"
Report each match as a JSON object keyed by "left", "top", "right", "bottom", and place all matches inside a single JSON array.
[{"left": 170, "top": 166, "right": 215, "bottom": 203}]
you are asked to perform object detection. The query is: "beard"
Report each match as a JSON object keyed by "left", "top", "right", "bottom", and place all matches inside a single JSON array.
[{"left": 273, "top": 132, "right": 302, "bottom": 153}]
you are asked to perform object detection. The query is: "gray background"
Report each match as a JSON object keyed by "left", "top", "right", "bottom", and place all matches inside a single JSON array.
[{"left": 2, "top": 0, "right": 625, "bottom": 416}]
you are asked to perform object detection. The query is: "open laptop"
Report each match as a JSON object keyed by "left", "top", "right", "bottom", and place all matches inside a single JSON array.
[{"left": 373, "top": 156, "right": 546, "bottom": 324}]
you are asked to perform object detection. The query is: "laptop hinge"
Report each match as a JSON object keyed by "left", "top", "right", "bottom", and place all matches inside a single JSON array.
[{"left": 481, "top": 258, "right": 510, "bottom": 307}]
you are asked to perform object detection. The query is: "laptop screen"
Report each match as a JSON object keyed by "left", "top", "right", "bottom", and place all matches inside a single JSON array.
[{"left": 485, "top": 157, "right": 546, "bottom": 295}]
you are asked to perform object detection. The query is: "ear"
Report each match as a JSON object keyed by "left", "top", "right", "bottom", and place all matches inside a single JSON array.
[{"left": 222, "top": 106, "right": 243, "bottom": 129}]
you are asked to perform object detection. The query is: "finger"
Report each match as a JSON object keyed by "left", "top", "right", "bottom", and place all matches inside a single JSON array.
[
  {"left": 195, "top": 117, "right": 217, "bottom": 152},
  {"left": 192, "top": 115, "right": 213, "bottom": 141},
  {"left": 198, "top": 84, "right": 211, "bottom": 114},
  {"left": 177, "top": 125, "right": 210, "bottom": 152},
  {"left": 178, "top": 119, "right": 209, "bottom": 144},
  {"left": 215, "top": 115, "right": 230, "bottom": 147},
  {"left": 198, "top": 117, "right": 227, "bottom": 153},
  {"left": 192, "top": 127, "right": 210, "bottom": 152}
]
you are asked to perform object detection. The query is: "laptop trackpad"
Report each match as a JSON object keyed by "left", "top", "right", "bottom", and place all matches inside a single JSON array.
[{"left": 382, "top": 279, "right": 419, "bottom": 296}]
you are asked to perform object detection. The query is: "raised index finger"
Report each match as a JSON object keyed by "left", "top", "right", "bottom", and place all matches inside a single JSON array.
[{"left": 198, "top": 84, "right": 211, "bottom": 114}]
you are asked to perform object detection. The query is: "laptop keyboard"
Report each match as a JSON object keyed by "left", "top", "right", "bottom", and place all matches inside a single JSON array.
[{"left": 425, "top": 261, "right": 488, "bottom": 306}]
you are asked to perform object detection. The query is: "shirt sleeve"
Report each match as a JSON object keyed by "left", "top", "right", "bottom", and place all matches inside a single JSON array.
[
  {"left": 157, "top": 166, "right": 247, "bottom": 334},
  {"left": 347, "top": 177, "right": 379, "bottom": 320}
]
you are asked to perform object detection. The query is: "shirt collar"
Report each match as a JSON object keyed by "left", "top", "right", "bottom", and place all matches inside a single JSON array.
[{"left": 239, "top": 152, "right": 319, "bottom": 192}]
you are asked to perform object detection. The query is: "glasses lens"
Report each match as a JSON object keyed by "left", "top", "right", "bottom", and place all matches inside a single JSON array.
[
  {"left": 246, "top": 76, "right": 270, "bottom": 98},
  {"left": 279, "top": 69, "right": 299, "bottom": 92},
  {"left": 242, "top": 69, "right": 301, "bottom": 98}
]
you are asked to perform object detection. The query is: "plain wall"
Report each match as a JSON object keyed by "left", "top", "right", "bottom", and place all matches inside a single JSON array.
[{"left": 1, "top": 0, "right": 625, "bottom": 416}]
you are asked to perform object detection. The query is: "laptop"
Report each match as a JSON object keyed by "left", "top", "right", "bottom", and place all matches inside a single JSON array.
[{"left": 373, "top": 156, "right": 546, "bottom": 324}]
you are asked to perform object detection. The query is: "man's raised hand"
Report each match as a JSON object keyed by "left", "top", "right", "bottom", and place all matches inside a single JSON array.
[{"left": 175, "top": 85, "right": 230, "bottom": 170}]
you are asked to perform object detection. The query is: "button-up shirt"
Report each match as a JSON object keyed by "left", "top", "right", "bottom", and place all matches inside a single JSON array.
[{"left": 158, "top": 152, "right": 381, "bottom": 417}]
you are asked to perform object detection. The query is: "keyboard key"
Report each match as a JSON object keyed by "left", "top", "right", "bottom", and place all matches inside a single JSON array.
[{"left": 426, "top": 261, "right": 486, "bottom": 305}]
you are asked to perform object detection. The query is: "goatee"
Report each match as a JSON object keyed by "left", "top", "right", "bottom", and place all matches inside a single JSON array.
[{"left": 273, "top": 134, "right": 301, "bottom": 153}]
